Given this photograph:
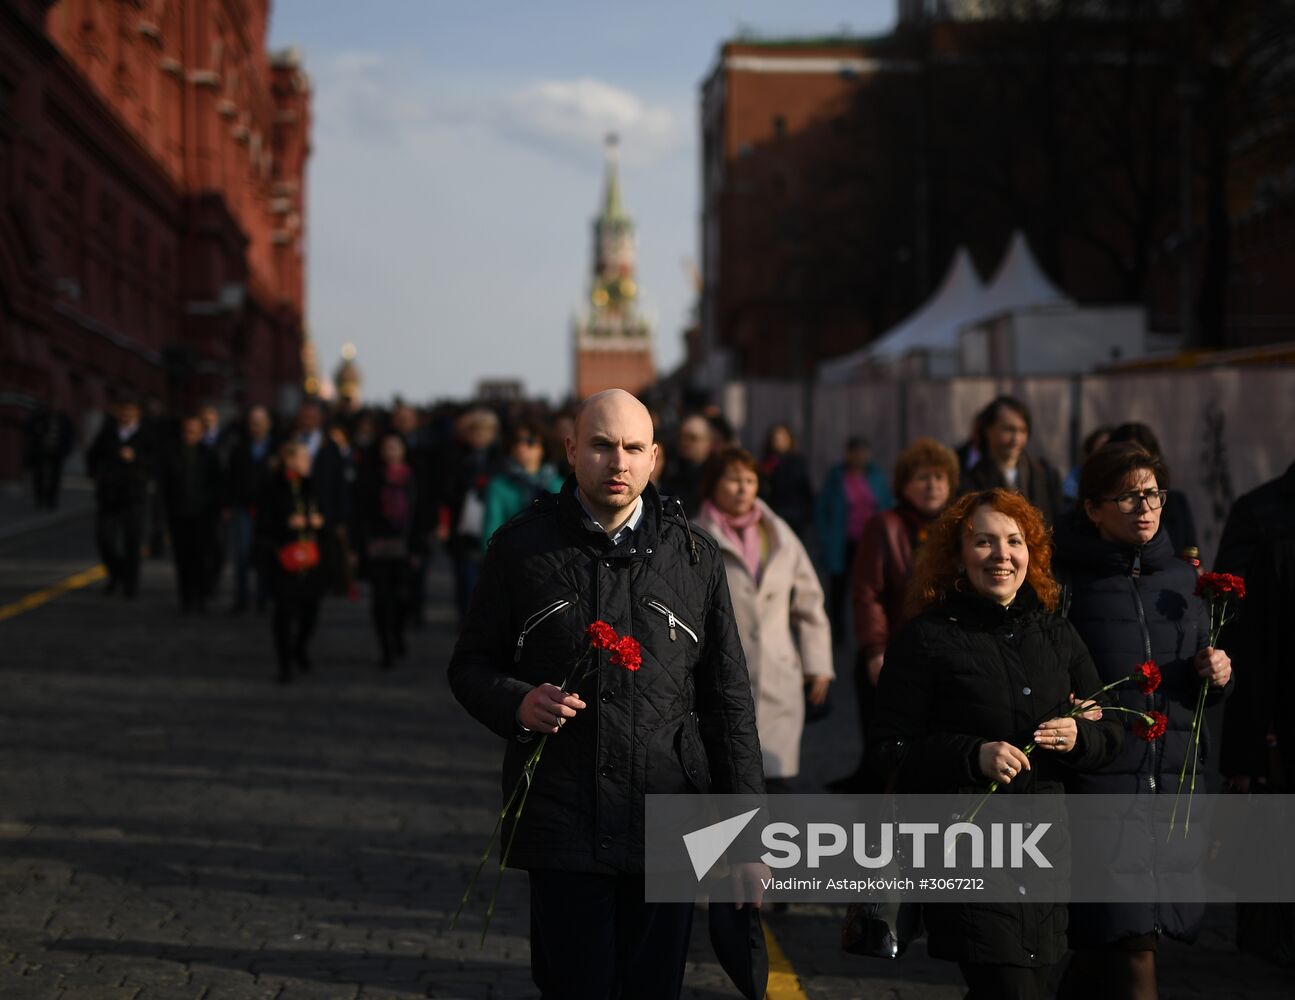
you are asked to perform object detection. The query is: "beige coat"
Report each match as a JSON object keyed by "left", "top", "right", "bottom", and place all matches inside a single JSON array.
[{"left": 697, "top": 499, "right": 834, "bottom": 778}]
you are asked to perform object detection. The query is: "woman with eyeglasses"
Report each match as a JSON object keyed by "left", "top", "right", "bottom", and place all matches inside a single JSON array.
[{"left": 1053, "top": 442, "right": 1233, "bottom": 1000}]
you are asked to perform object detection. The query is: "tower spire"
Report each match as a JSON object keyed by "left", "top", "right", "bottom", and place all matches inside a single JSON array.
[{"left": 601, "top": 132, "right": 625, "bottom": 222}]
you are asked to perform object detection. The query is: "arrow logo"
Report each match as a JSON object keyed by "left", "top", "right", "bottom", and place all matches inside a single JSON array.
[{"left": 681, "top": 807, "right": 761, "bottom": 881}]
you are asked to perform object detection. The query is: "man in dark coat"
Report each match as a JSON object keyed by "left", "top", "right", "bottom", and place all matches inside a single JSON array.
[
  {"left": 225, "top": 405, "right": 277, "bottom": 613},
  {"left": 1214, "top": 459, "right": 1295, "bottom": 968},
  {"left": 86, "top": 398, "right": 154, "bottom": 597},
  {"left": 160, "top": 414, "right": 223, "bottom": 612},
  {"left": 24, "top": 400, "right": 75, "bottom": 510},
  {"left": 658, "top": 413, "right": 713, "bottom": 519},
  {"left": 1216, "top": 460, "right": 1295, "bottom": 787},
  {"left": 448, "top": 389, "right": 766, "bottom": 1000},
  {"left": 963, "top": 396, "right": 1065, "bottom": 525}
]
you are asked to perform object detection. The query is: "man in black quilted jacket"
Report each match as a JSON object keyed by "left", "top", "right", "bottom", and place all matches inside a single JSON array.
[{"left": 449, "top": 388, "right": 766, "bottom": 999}]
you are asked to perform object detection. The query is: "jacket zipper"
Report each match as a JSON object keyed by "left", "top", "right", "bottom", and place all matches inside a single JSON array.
[
  {"left": 643, "top": 599, "right": 699, "bottom": 643},
  {"left": 1128, "top": 555, "right": 1157, "bottom": 792},
  {"left": 514, "top": 599, "right": 572, "bottom": 662}
]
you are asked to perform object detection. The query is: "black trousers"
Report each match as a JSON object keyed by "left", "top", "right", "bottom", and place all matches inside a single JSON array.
[
  {"left": 96, "top": 505, "right": 144, "bottom": 593},
  {"left": 369, "top": 559, "right": 412, "bottom": 660},
  {"left": 959, "top": 961, "right": 1052, "bottom": 1000},
  {"left": 528, "top": 870, "right": 694, "bottom": 1000},
  {"left": 828, "top": 538, "right": 859, "bottom": 642},
  {"left": 170, "top": 515, "right": 213, "bottom": 609},
  {"left": 272, "top": 583, "right": 321, "bottom": 672},
  {"left": 32, "top": 458, "right": 65, "bottom": 509}
]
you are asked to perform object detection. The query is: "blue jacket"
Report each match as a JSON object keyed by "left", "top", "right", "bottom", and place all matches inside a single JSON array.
[{"left": 815, "top": 461, "right": 892, "bottom": 575}]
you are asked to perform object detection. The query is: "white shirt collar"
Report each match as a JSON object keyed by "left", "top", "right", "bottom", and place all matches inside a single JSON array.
[{"left": 575, "top": 490, "right": 644, "bottom": 545}]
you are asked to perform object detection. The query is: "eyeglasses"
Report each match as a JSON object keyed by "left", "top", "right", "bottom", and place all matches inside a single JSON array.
[
  {"left": 1101, "top": 489, "right": 1169, "bottom": 513},
  {"left": 514, "top": 436, "right": 542, "bottom": 446}
]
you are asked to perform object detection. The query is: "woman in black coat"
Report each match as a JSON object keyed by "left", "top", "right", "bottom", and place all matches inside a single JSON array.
[
  {"left": 258, "top": 441, "right": 326, "bottom": 684},
  {"left": 354, "top": 432, "right": 426, "bottom": 669},
  {"left": 871, "top": 488, "right": 1121, "bottom": 1000},
  {"left": 1053, "top": 442, "right": 1233, "bottom": 1000},
  {"left": 759, "top": 423, "right": 815, "bottom": 540}
]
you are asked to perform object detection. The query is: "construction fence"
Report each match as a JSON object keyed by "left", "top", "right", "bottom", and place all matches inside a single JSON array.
[{"left": 720, "top": 366, "right": 1295, "bottom": 568}]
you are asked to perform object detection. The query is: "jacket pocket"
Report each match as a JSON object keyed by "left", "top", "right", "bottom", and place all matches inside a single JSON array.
[
  {"left": 514, "top": 598, "right": 573, "bottom": 662},
  {"left": 641, "top": 597, "right": 700, "bottom": 643},
  {"left": 645, "top": 715, "right": 711, "bottom": 793}
]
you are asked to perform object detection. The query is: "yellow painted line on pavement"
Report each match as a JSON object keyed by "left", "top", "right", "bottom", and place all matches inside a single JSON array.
[
  {"left": 764, "top": 921, "right": 811, "bottom": 1000},
  {"left": 0, "top": 564, "right": 107, "bottom": 622}
]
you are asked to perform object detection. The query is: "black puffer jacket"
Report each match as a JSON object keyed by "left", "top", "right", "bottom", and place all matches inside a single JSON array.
[
  {"left": 1053, "top": 512, "right": 1232, "bottom": 947},
  {"left": 448, "top": 481, "right": 764, "bottom": 873},
  {"left": 871, "top": 584, "right": 1121, "bottom": 968}
]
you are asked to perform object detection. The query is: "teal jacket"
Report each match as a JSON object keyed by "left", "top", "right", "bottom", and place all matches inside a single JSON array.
[
  {"left": 481, "top": 463, "right": 565, "bottom": 550},
  {"left": 816, "top": 460, "right": 893, "bottom": 575}
]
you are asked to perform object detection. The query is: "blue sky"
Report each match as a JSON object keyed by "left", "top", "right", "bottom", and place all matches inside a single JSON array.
[{"left": 268, "top": 1, "right": 896, "bottom": 403}]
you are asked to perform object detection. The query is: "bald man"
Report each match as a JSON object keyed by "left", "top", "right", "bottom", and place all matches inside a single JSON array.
[{"left": 449, "top": 389, "right": 766, "bottom": 1000}]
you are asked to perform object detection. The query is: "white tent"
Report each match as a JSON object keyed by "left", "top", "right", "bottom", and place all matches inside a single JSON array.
[
  {"left": 818, "top": 246, "right": 986, "bottom": 383},
  {"left": 817, "top": 232, "right": 1072, "bottom": 383},
  {"left": 977, "top": 231, "right": 1073, "bottom": 316}
]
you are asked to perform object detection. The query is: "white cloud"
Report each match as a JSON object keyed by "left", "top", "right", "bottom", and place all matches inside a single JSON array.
[
  {"left": 312, "top": 51, "right": 433, "bottom": 145},
  {"left": 498, "top": 78, "right": 681, "bottom": 166}
]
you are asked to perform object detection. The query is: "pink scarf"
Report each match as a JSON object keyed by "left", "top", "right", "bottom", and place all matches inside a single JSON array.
[
  {"left": 380, "top": 462, "right": 412, "bottom": 527},
  {"left": 702, "top": 499, "right": 764, "bottom": 581}
]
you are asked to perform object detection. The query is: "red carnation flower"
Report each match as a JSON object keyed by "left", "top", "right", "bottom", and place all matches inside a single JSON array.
[
  {"left": 1134, "top": 711, "right": 1168, "bottom": 742},
  {"left": 1196, "top": 572, "right": 1246, "bottom": 602},
  {"left": 586, "top": 621, "right": 619, "bottom": 650},
  {"left": 1132, "top": 660, "right": 1162, "bottom": 695},
  {"left": 610, "top": 636, "right": 642, "bottom": 672}
]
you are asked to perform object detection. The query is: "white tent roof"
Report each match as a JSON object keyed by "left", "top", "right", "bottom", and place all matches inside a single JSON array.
[
  {"left": 819, "top": 246, "right": 985, "bottom": 383},
  {"left": 977, "top": 231, "right": 1073, "bottom": 316},
  {"left": 817, "top": 232, "right": 1071, "bottom": 383}
]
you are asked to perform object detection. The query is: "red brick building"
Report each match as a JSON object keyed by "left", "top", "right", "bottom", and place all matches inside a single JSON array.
[
  {"left": 0, "top": 0, "right": 310, "bottom": 477},
  {"left": 698, "top": 37, "right": 924, "bottom": 386},
  {"left": 697, "top": 4, "right": 1295, "bottom": 387}
]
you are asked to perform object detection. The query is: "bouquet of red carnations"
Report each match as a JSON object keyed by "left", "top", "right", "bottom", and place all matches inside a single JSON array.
[{"left": 450, "top": 620, "right": 642, "bottom": 945}]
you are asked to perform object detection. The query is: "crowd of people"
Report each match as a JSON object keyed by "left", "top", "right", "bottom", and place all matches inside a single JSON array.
[
  {"left": 76, "top": 394, "right": 587, "bottom": 682},
  {"left": 42, "top": 385, "right": 1295, "bottom": 999}
]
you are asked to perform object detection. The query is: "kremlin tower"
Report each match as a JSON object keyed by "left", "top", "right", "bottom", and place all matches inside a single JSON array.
[{"left": 572, "top": 136, "right": 657, "bottom": 399}]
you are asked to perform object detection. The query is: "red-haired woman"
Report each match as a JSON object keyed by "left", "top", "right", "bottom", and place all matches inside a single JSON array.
[{"left": 870, "top": 489, "right": 1121, "bottom": 999}]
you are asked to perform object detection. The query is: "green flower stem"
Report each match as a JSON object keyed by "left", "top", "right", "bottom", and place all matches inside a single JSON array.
[
  {"left": 963, "top": 744, "right": 1036, "bottom": 827},
  {"left": 1094, "top": 706, "right": 1155, "bottom": 722},
  {"left": 450, "top": 642, "right": 598, "bottom": 945},
  {"left": 958, "top": 674, "right": 1150, "bottom": 831},
  {"left": 1170, "top": 597, "right": 1233, "bottom": 838},
  {"left": 1184, "top": 678, "right": 1209, "bottom": 835},
  {"left": 483, "top": 737, "right": 548, "bottom": 946}
]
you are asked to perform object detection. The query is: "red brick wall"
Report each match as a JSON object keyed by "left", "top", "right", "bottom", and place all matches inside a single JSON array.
[
  {"left": 575, "top": 350, "right": 657, "bottom": 400},
  {"left": 0, "top": 0, "right": 310, "bottom": 476}
]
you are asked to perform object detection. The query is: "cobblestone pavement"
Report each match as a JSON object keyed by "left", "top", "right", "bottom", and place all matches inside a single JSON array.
[{"left": 0, "top": 516, "right": 1291, "bottom": 999}]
